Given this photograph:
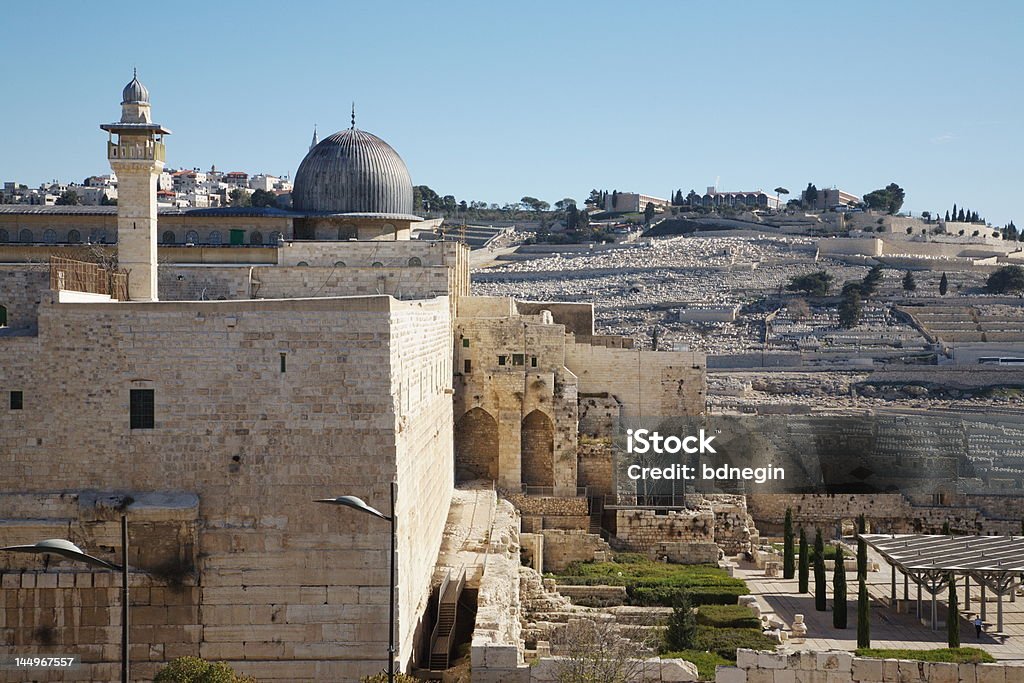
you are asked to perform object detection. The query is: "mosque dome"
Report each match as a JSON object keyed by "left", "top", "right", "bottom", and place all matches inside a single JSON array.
[
  {"left": 292, "top": 127, "right": 414, "bottom": 215},
  {"left": 121, "top": 71, "right": 149, "bottom": 105}
]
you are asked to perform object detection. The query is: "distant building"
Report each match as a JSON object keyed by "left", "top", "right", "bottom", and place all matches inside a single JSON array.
[
  {"left": 801, "top": 187, "right": 860, "bottom": 211},
  {"left": 223, "top": 171, "right": 249, "bottom": 188},
  {"left": 697, "top": 187, "right": 781, "bottom": 211},
  {"left": 603, "top": 192, "right": 670, "bottom": 213}
]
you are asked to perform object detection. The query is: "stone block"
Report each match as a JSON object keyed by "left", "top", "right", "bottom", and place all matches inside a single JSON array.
[
  {"left": 737, "top": 649, "right": 760, "bottom": 669},
  {"left": 881, "top": 659, "right": 900, "bottom": 682},
  {"left": 928, "top": 663, "right": 959, "bottom": 683},
  {"left": 957, "top": 663, "right": 977, "bottom": 683},
  {"left": 773, "top": 670, "right": 796, "bottom": 683},
  {"left": 485, "top": 643, "right": 520, "bottom": 669},
  {"left": 747, "top": 669, "right": 776, "bottom": 683},
  {"left": 897, "top": 660, "right": 926, "bottom": 683},
  {"left": 716, "top": 667, "right": 747, "bottom": 683},
  {"left": 660, "top": 658, "right": 698, "bottom": 682},
  {"left": 759, "top": 652, "right": 788, "bottom": 669},
  {"left": 1, "top": 573, "right": 18, "bottom": 589},
  {"left": 975, "top": 664, "right": 1006, "bottom": 683},
  {"left": 852, "top": 657, "right": 884, "bottom": 681}
]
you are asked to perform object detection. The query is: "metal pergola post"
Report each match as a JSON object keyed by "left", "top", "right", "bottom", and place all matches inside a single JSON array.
[{"left": 965, "top": 574, "right": 970, "bottom": 611}]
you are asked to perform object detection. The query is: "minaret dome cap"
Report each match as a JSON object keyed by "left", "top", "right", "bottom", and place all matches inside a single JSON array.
[{"left": 121, "top": 69, "right": 150, "bottom": 105}]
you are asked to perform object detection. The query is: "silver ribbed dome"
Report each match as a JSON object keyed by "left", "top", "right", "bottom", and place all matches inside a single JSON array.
[
  {"left": 121, "top": 71, "right": 149, "bottom": 105},
  {"left": 292, "top": 128, "right": 413, "bottom": 214}
]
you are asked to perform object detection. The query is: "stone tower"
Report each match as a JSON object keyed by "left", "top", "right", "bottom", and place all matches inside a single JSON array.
[{"left": 100, "top": 71, "right": 171, "bottom": 301}]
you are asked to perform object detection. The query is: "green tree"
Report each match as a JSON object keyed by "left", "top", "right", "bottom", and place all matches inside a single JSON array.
[
  {"left": 663, "top": 594, "right": 698, "bottom": 651},
  {"left": 611, "top": 190, "right": 619, "bottom": 209},
  {"left": 948, "top": 574, "right": 960, "bottom": 648},
  {"left": 520, "top": 196, "right": 550, "bottom": 212},
  {"left": 985, "top": 265, "right": 1024, "bottom": 294},
  {"left": 55, "top": 190, "right": 80, "bottom": 206},
  {"left": 250, "top": 189, "right": 278, "bottom": 208},
  {"left": 686, "top": 189, "right": 700, "bottom": 206},
  {"left": 798, "top": 527, "right": 809, "bottom": 593},
  {"left": 861, "top": 265, "right": 883, "bottom": 298},
  {"left": 939, "top": 272, "right": 949, "bottom": 296},
  {"left": 774, "top": 187, "right": 789, "bottom": 207},
  {"left": 902, "top": 270, "right": 917, "bottom": 292},
  {"left": 783, "top": 508, "right": 795, "bottom": 580},
  {"left": 644, "top": 202, "right": 656, "bottom": 225},
  {"left": 838, "top": 291, "right": 862, "bottom": 329},
  {"left": 857, "top": 536, "right": 868, "bottom": 581},
  {"left": 787, "top": 271, "right": 834, "bottom": 296},
  {"left": 833, "top": 545, "right": 847, "bottom": 629},
  {"left": 958, "top": 208, "right": 966, "bottom": 222},
  {"left": 566, "top": 203, "right": 579, "bottom": 231},
  {"left": 863, "top": 183, "right": 906, "bottom": 214},
  {"left": 814, "top": 529, "right": 826, "bottom": 611},
  {"left": 228, "top": 188, "right": 250, "bottom": 207},
  {"left": 945, "top": 210, "right": 951, "bottom": 222},
  {"left": 857, "top": 577, "right": 871, "bottom": 648}
]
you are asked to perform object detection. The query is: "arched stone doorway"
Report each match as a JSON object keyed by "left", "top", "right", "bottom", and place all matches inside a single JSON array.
[
  {"left": 521, "top": 409, "right": 554, "bottom": 489},
  {"left": 454, "top": 407, "right": 498, "bottom": 483}
]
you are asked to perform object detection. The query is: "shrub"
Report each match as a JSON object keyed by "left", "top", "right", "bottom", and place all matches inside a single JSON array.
[
  {"left": 664, "top": 595, "right": 698, "bottom": 652},
  {"left": 696, "top": 605, "right": 761, "bottom": 629},
  {"left": 854, "top": 648, "right": 993, "bottom": 664},
  {"left": 154, "top": 657, "right": 255, "bottom": 683},
  {"left": 361, "top": 674, "right": 421, "bottom": 683}
]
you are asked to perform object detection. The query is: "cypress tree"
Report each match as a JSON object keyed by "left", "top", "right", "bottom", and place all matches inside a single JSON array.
[
  {"left": 857, "top": 536, "right": 868, "bottom": 581},
  {"left": 783, "top": 508, "right": 796, "bottom": 580},
  {"left": 833, "top": 545, "right": 847, "bottom": 628},
  {"left": 958, "top": 208, "right": 966, "bottom": 222},
  {"left": 798, "top": 528, "right": 809, "bottom": 593},
  {"left": 857, "top": 576, "right": 871, "bottom": 648},
  {"left": 945, "top": 210, "right": 951, "bottom": 222},
  {"left": 814, "top": 529, "right": 827, "bottom": 611},
  {"left": 953, "top": 204, "right": 958, "bottom": 221},
  {"left": 948, "top": 573, "right": 960, "bottom": 647},
  {"left": 939, "top": 272, "right": 949, "bottom": 296}
]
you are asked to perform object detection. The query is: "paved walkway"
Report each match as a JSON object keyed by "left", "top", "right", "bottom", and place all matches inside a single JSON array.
[{"left": 734, "top": 546, "right": 1024, "bottom": 661}]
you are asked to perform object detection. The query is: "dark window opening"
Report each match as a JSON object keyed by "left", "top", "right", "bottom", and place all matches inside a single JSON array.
[
  {"left": 462, "top": 338, "right": 470, "bottom": 348},
  {"left": 464, "top": 359, "right": 472, "bottom": 373},
  {"left": 129, "top": 389, "right": 154, "bottom": 429},
  {"left": 512, "top": 354, "right": 525, "bottom": 366},
  {"left": 498, "top": 355, "right": 507, "bottom": 366},
  {"left": 531, "top": 356, "right": 538, "bottom": 367},
  {"left": 10, "top": 390, "right": 23, "bottom": 410},
  {"left": 280, "top": 353, "right": 287, "bottom": 373}
]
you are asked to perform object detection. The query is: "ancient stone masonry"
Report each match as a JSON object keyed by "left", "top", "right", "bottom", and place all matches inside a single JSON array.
[
  {"left": 0, "top": 295, "right": 454, "bottom": 681},
  {"left": 611, "top": 495, "right": 755, "bottom": 559},
  {"left": 0, "top": 265, "right": 49, "bottom": 333},
  {"left": 577, "top": 437, "right": 615, "bottom": 497},
  {"left": 720, "top": 648, "right": 1024, "bottom": 683},
  {"left": 539, "top": 530, "right": 612, "bottom": 573}
]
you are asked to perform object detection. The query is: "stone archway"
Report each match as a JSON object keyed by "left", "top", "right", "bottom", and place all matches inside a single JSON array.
[
  {"left": 454, "top": 407, "right": 498, "bottom": 484},
  {"left": 521, "top": 409, "right": 554, "bottom": 489}
]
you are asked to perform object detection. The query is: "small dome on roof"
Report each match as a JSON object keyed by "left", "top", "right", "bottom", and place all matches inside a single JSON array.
[{"left": 122, "top": 70, "right": 149, "bottom": 105}]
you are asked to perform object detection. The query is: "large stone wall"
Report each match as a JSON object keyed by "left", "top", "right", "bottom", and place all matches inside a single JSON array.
[
  {"left": 539, "top": 530, "right": 611, "bottom": 572},
  {"left": 577, "top": 437, "right": 614, "bottom": 496},
  {"left": 0, "top": 265, "right": 49, "bottom": 333},
  {"left": 0, "top": 294, "right": 453, "bottom": 681},
  {"left": 564, "top": 341, "right": 706, "bottom": 418},
  {"left": 719, "top": 649, "right": 1024, "bottom": 683}
]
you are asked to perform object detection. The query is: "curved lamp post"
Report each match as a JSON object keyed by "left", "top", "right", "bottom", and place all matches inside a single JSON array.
[
  {"left": 316, "top": 481, "right": 396, "bottom": 683},
  {"left": 1, "top": 515, "right": 131, "bottom": 683}
]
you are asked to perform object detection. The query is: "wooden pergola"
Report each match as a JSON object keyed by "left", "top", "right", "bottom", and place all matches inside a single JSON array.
[{"left": 860, "top": 534, "right": 1024, "bottom": 633}]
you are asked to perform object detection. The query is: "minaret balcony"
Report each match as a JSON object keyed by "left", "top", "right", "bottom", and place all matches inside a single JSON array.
[{"left": 108, "top": 140, "right": 165, "bottom": 162}]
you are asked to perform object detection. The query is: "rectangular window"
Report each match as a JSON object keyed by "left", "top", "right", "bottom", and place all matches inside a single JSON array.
[
  {"left": 10, "top": 391, "right": 23, "bottom": 410},
  {"left": 531, "top": 356, "right": 538, "bottom": 367},
  {"left": 498, "top": 355, "right": 507, "bottom": 366},
  {"left": 130, "top": 389, "right": 154, "bottom": 429},
  {"left": 462, "top": 338, "right": 470, "bottom": 348},
  {"left": 280, "top": 352, "right": 287, "bottom": 373},
  {"left": 464, "top": 359, "right": 472, "bottom": 374},
  {"left": 512, "top": 354, "right": 525, "bottom": 366}
]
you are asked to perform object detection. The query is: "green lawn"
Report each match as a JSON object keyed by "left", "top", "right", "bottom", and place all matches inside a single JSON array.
[{"left": 854, "top": 648, "right": 995, "bottom": 664}]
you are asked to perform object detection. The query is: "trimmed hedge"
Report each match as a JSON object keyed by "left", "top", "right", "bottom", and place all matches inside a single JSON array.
[
  {"left": 696, "top": 605, "right": 762, "bottom": 629},
  {"left": 554, "top": 559, "right": 748, "bottom": 607},
  {"left": 695, "top": 626, "right": 778, "bottom": 660}
]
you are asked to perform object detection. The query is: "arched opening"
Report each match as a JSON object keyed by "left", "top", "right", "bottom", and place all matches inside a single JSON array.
[
  {"left": 455, "top": 407, "right": 498, "bottom": 483},
  {"left": 521, "top": 410, "right": 554, "bottom": 489},
  {"left": 185, "top": 230, "right": 199, "bottom": 245},
  {"left": 296, "top": 261, "right": 309, "bottom": 267},
  {"left": 43, "top": 229, "right": 57, "bottom": 244},
  {"left": 18, "top": 229, "right": 33, "bottom": 243},
  {"left": 249, "top": 231, "right": 263, "bottom": 245},
  {"left": 334, "top": 261, "right": 346, "bottom": 267},
  {"left": 162, "top": 231, "right": 176, "bottom": 244},
  {"left": 408, "top": 257, "right": 422, "bottom": 267},
  {"left": 67, "top": 229, "right": 81, "bottom": 243},
  {"left": 0, "top": 229, "right": 8, "bottom": 243},
  {"left": 208, "top": 231, "right": 222, "bottom": 245},
  {"left": 371, "top": 261, "right": 384, "bottom": 268}
]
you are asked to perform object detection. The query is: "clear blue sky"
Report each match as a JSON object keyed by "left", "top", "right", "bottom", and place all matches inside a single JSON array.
[{"left": 2, "top": 1, "right": 1021, "bottom": 225}]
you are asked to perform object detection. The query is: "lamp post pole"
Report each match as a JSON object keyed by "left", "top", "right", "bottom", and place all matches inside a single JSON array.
[
  {"left": 121, "top": 515, "right": 129, "bottom": 683},
  {"left": 316, "top": 481, "right": 398, "bottom": 683}
]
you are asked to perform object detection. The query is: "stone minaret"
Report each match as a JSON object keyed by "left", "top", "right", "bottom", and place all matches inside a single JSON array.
[{"left": 100, "top": 70, "right": 171, "bottom": 301}]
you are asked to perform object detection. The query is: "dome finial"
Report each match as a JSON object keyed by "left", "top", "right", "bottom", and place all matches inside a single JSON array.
[
  {"left": 351, "top": 102, "right": 356, "bottom": 130},
  {"left": 310, "top": 124, "right": 319, "bottom": 151}
]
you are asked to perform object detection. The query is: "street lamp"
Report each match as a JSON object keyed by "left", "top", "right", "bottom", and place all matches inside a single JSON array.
[
  {"left": 1, "top": 515, "right": 132, "bottom": 683},
  {"left": 316, "top": 481, "right": 396, "bottom": 683}
]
